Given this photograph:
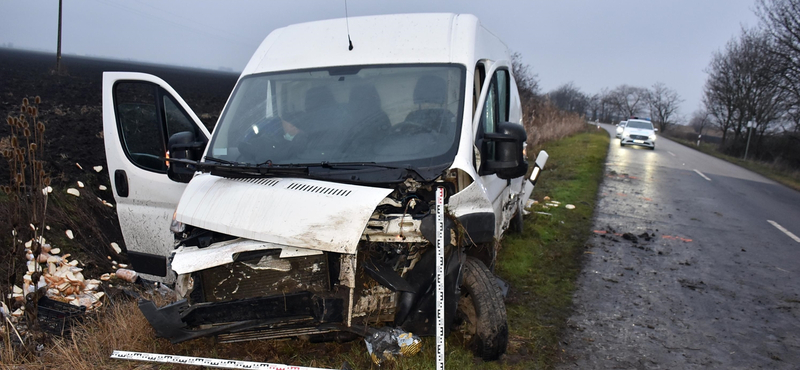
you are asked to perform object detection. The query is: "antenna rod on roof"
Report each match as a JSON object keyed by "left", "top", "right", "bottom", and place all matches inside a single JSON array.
[{"left": 344, "top": 0, "right": 353, "bottom": 50}]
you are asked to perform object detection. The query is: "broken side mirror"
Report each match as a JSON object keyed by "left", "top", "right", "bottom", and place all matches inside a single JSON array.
[
  {"left": 483, "top": 122, "right": 528, "bottom": 180},
  {"left": 167, "top": 131, "right": 206, "bottom": 183}
]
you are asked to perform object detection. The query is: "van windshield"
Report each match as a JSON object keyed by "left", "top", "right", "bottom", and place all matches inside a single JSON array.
[{"left": 208, "top": 64, "right": 465, "bottom": 173}]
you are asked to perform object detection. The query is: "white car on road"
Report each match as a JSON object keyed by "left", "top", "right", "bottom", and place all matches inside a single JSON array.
[
  {"left": 615, "top": 120, "right": 627, "bottom": 138},
  {"left": 620, "top": 119, "right": 656, "bottom": 149}
]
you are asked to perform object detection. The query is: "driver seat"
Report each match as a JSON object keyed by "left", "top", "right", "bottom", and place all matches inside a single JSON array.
[{"left": 404, "top": 75, "right": 456, "bottom": 132}]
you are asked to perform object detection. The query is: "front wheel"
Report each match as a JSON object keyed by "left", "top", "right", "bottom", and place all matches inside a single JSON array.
[{"left": 456, "top": 257, "right": 508, "bottom": 361}]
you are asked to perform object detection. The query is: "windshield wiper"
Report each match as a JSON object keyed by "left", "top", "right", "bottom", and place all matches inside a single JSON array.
[
  {"left": 168, "top": 157, "right": 309, "bottom": 178},
  {"left": 204, "top": 156, "right": 238, "bottom": 165},
  {"left": 309, "top": 161, "right": 426, "bottom": 179}
]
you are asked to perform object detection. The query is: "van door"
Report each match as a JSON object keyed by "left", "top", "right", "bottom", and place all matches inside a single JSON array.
[
  {"left": 473, "top": 62, "right": 516, "bottom": 237},
  {"left": 102, "top": 72, "right": 211, "bottom": 281}
]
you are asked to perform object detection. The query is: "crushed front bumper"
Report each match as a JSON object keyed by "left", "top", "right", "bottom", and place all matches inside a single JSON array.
[{"left": 139, "top": 292, "right": 344, "bottom": 344}]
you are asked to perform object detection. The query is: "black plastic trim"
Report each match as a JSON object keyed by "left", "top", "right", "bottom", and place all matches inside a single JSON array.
[{"left": 127, "top": 251, "right": 168, "bottom": 277}]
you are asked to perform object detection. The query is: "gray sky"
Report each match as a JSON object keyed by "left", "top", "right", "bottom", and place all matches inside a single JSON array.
[{"left": 0, "top": 0, "right": 760, "bottom": 118}]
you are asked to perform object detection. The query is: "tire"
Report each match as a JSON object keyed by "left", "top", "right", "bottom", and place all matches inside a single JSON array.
[
  {"left": 620, "top": 141, "right": 625, "bottom": 146},
  {"left": 509, "top": 204, "right": 524, "bottom": 234},
  {"left": 650, "top": 145, "right": 655, "bottom": 150},
  {"left": 456, "top": 257, "right": 508, "bottom": 361}
]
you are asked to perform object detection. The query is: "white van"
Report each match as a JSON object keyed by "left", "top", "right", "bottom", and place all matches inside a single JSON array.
[{"left": 102, "top": 13, "right": 547, "bottom": 360}]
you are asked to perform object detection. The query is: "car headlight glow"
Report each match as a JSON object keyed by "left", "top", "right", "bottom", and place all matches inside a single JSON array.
[{"left": 649, "top": 134, "right": 656, "bottom": 141}]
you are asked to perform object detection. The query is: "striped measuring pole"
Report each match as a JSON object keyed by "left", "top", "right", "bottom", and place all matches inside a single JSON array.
[
  {"left": 435, "top": 187, "right": 446, "bottom": 370},
  {"left": 110, "top": 350, "right": 337, "bottom": 369}
]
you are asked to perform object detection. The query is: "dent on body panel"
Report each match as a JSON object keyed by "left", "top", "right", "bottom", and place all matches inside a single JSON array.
[{"left": 448, "top": 180, "right": 493, "bottom": 218}]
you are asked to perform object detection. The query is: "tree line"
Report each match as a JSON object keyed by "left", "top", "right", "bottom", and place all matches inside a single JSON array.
[
  {"left": 698, "top": 0, "right": 800, "bottom": 165},
  {"left": 542, "top": 82, "right": 683, "bottom": 132}
]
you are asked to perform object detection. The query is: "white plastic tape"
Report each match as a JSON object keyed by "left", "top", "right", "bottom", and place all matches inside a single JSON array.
[
  {"left": 110, "top": 350, "right": 334, "bottom": 370},
  {"left": 435, "top": 187, "right": 445, "bottom": 370}
]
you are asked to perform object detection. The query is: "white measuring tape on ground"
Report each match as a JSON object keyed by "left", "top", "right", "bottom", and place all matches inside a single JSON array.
[
  {"left": 110, "top": 350, "right": 336, "bottom": 369},
  {"left": 435, "top": 187, "right": 446, "bottom": 370}
]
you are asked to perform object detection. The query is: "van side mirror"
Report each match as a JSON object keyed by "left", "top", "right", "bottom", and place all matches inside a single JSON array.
[
  {"left": 167, "top": 131, "right": 206, "bottom": 183},
  {"left": 483, "top": 122, "right": 529, "bottom": 180},
  {"left": 654, "top": 128, "right": 659, "bottom": 132}
]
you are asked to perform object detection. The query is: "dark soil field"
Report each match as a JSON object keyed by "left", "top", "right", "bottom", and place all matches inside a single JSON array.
[{"left": 0, "top": 48, "right": 237, "bottom": 275}]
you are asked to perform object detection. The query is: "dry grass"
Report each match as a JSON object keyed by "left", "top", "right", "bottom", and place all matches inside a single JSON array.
[{"left": 522, "top": 97, "right": 588, "bottom": 149}]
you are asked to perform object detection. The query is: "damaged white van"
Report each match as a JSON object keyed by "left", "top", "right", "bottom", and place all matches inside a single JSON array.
[{"left": 102, "top": 13, "right": 547, "bottom": 360}]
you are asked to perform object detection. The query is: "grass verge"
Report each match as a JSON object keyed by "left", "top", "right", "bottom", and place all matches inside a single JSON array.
[
  {"left": 664, "top": 134, "right": 800, "bottom": 192},
  {"left": 3, "top": 130, "right": 610, "bottom": 370},
  {"left": 495, "top": 128, "right": 609, "bottom": 368}
]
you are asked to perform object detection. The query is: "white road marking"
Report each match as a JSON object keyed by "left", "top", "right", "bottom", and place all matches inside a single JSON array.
[
  {"left": 693, "top": 169, "right": 712, "bottom": 181},
  {"left": 668, "top": 151, "right": 676, "bottom": 157},
  {"left": 767, "top": 220, "right": 800, "bottom": 243}
]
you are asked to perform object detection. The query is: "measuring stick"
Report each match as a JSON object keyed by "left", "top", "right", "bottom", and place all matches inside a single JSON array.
[
  {"left": 435, "top": 187, "right": 445, "bottom": 370},
  {"left": 110, "top": 350, "right": 334, "bottom": 370}
]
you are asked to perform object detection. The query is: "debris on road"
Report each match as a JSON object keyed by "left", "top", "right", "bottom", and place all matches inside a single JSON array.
[{"left": 565, "top": 204, "right": 576, "bottom": 210}]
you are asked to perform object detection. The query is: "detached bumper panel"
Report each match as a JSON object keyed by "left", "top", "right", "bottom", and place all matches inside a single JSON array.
[{"left": 139, "top": 292, "right": 343, "bottom": 343}]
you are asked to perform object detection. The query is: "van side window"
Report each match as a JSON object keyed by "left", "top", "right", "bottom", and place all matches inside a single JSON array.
[
  {"left": 163, "top": 95, "right": 202, "bottom": 141},
  {"left": 477, "top": 68, "right": 510, "bottom": 168},
  {"left": 481, "top": 77, "right": 498, "bottom": 161},
  {"left": 497, "top": 70, "right": 509, "bottom": 123},
  {"left": 114, "top": 81, "right": 167, "bottom": 173}
]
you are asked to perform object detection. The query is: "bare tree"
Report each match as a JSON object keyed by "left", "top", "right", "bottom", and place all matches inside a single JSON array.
[
  {"left": 702, "top": 29, "right": 785, "bottom": 145},
  {"left": 548, "top": 82, "right": 589, "bottom": 115},
  {"left": 510, "top": 51, "right": 540, "bottom": 102},
  {"left": 703, "top": 42, "right": 739, "bottom": 145},
  {"left": 757, "top": 0, "right": 800, "bottom": 132},
  {"left": 606, "top": 85, "right": 648, "bottom": 118},
  {"left": 647, "top": 82, "right": 683, "bottom": 132},
  {"left": 689, "top": 109, "right": 710, "bottom": 135}
]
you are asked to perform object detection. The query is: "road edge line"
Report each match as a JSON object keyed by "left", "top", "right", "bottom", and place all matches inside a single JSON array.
[{"left": 767, "top": 220, "right": 800, "bottom": 243}]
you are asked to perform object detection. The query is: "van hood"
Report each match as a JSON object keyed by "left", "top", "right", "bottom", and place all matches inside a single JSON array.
[{"left": 174, "top": 174, "right": 393, "bottom": 255}]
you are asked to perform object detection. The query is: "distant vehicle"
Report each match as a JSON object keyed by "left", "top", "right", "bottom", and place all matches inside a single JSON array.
[
  {"left": 620, "top": 119, "right": 657, "bottom": 149},
  {"left": 102, "top": 13, "right": 549, "bottom": 360},
  {"left": 615, "top": 120, "right": 627, "bottom": 138}
]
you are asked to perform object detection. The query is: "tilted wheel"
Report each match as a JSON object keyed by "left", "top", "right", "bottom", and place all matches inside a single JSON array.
[{"left": 456, "top": 257, "right": 508, "bottom": 361}]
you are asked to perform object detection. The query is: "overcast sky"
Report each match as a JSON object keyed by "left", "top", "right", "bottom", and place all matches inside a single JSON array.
[{"left": 0, "top": 0, "right": 760, "bottom": 119}]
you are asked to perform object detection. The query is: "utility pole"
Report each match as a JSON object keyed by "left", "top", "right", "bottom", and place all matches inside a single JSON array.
[
  {"left": 56, "top": 0, "right": 63, "bottom": 74},
  {"left": 744, "top": 120, "right": 755, "bottom": 160}
]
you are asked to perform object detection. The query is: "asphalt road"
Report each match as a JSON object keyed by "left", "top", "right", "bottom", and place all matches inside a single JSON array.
[{"left": 557, "top": 124, "right": 800, "bottom": 369}]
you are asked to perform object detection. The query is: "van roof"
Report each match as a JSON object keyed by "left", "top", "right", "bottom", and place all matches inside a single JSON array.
[{"left": 241, "top": 13, "right": 510, "bottom": 75}]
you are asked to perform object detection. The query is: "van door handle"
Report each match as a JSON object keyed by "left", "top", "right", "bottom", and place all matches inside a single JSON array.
[{"left": 114, "top": 169, "right": 129, "bottom": 197}]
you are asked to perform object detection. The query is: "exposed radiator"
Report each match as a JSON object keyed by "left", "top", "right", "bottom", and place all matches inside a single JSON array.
[{"left": 199, "top": 249, "right": 330, "bottom": 302}]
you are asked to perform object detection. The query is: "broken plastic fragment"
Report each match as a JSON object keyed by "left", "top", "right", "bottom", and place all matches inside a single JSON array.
[
  {"left": 110, "top": 242, "right": 121, "bottom": 254},
  {"left": 93, "top": 166, "right": 103, "bottom": 172},
  {"left": 66, "top": 230, "right": 74, "bottom": 239},
  {"left": 67, "top": 188, "right": 80, "bottom": 197},
  {"left": 364, "top": 327, "right": 422, "bottom": 365},
  {"left": 77, "top": 181, "right": 84, "bottom": 188}
]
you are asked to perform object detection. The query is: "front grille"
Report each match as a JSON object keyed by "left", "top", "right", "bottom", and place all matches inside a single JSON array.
[
  {"left": 630, "top": 134, "right": 649, "bottom": 140},
  {"left": 199, "top": 249, "right": 329, "bottom": 302}
]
